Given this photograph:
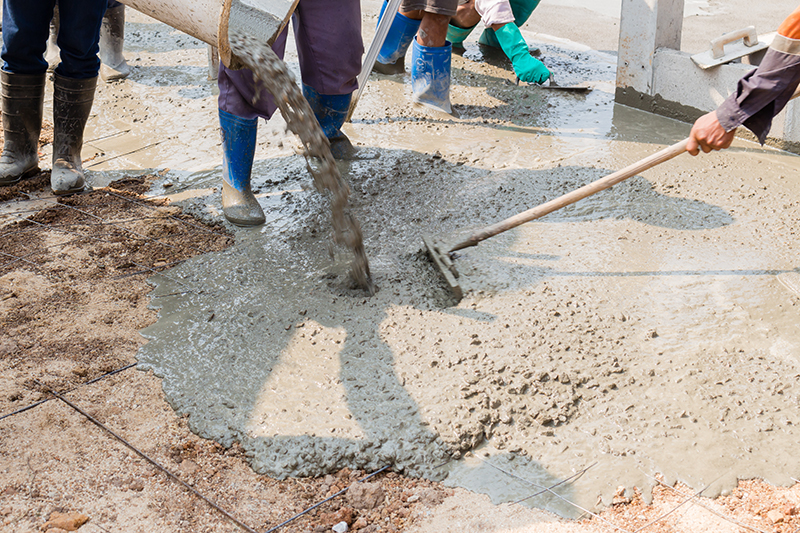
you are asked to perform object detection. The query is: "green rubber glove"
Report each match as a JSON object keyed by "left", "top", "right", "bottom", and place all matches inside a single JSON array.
[{"left": 494, "top": 23, "right": 550, "bottom": 84}]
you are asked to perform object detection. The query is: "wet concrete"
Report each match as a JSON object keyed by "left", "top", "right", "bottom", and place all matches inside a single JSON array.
[{"left": 74, "top": 2, "right": 800, "bottom": 518}]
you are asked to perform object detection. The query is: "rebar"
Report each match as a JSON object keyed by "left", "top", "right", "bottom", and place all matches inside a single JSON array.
[
  {"left": 0, "top": 363, "right": 136, "bottom": 422},
  {"left": 511, "top": 462, "right": 596, "bottom": 505},
  {"left": 473, "top": 454, "right": 634, "bottom": 533},
  {"left": 647, "top": 474, "right": 771, "bottom": 533},
  {"left": 35, "top": 380, "right": 260, "bottom": 533},
  {"left": 263, "top": 465, "right": 391, "bottom": 533}
]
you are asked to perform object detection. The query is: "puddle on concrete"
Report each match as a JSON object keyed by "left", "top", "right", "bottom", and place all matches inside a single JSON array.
[{"left": 111, "top": 3, "right": 800, "bottom": 518}]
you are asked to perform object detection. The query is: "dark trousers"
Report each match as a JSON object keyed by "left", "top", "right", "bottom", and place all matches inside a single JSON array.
[{"left": 2, "top": 0, "right": 106, "bottom": 78}]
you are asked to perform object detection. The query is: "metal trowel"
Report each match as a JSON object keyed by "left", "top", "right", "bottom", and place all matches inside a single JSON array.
[{"left": 517, "top": 74, "right": 592, "bottom": 92}]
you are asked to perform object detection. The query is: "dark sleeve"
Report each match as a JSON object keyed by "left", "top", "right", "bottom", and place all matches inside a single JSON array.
[{"left": 716, "top": 34, "right": 800, "bottom": 144}]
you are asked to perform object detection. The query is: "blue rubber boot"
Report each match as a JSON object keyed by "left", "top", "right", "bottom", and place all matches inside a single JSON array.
[
  {"left": 447, "top": 23, "right": 476, "bottom": 52},
  {"left": 479, "top": 0, "right": 541, "bottom": 48},
  {"left": 219, "top": 109, "right": 264, "bottom": 227},
  {"left": 411, "top": 40, "right": 453, "bottom": 114},
  {"left": 303, "top": 84, "right": 378, "bottom": 161},
  {"left": 374, "top": 1, "right": 421, "bottom": 75}
]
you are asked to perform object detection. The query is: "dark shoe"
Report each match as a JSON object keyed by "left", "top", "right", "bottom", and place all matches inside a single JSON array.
[
  {"left": 51, "top": 74, "right": 97, "bottom": 195},
  {"left": 0, "top": 71, "right": 45, "bottom": 185},
  {"left": 329, "top": 134, "right": 379, "bottom": 161}
]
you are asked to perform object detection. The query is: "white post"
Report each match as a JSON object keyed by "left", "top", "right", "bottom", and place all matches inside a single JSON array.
[{"left": 616, "top": 0, "right": 684, "bottom": 101}]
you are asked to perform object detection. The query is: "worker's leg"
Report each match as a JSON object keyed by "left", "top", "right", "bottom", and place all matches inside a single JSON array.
[
  {"left": 293, "top": 0, "right": 367, "bottom": 159},
  {"left": 405, "top": 2, "right": 457, "bottom": 114},
  {"left": 0, "top": 0, "right": 52, "bottom": 185},
  {"left": 2, "top": 0, "right": 55, "bottom": 75},
  {"left": 215, "top": 27, "right": 289, "bottom": 226},
  {"left": 479, "top": 0, "right": 541, "bottom": 47},
  {"left": 373, "top": 2, "right": 421, "bottom": 75},
  {"left": 448, "top": 0, "right": 478, "bottom": 51},
  {"left": 50, "top": 0, "right": 105, "bottom": 195},
  {"left": 99, "top": 0, "right": 131, "bottom": 82},
  {"left": 0, "top": 71, "right": 45, "bottom": 184}
]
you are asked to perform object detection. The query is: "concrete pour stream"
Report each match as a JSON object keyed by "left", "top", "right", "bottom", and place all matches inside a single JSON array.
[{"left": 118, "top": 2, "right": 800, "bottom": 518}]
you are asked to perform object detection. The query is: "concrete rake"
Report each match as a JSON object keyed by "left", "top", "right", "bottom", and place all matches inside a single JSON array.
[{"left": 424, "top": 138, "right": 691, "bottom": 300}]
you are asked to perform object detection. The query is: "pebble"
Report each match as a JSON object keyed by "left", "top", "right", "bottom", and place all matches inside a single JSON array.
[
  {"left": 332, "top": 521, "right": 348, "bottom": 533},
  {"left": 767, "top": 509, "right": 785, "bottom": 524},
  {"left": 42, "top": 511, "right": 89, "bottom": 531},
  {"left": 346, "top": 482, "right": 384, "bottom": 510}
]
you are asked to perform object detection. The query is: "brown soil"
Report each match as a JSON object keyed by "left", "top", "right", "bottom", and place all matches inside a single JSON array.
[{"left": 2, "top": 173, "right": 798, "bottom": 533}]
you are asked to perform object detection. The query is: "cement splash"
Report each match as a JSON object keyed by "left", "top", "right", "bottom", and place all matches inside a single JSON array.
[{"left": 135, "top": 11, "right": 800, "bottom": 518}]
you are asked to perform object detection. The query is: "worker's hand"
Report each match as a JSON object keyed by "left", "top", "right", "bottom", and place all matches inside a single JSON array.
[
  {"left": 493, "top": 23, "right": 550, "bottom": 84},
  {"left": 515, "top": 55, "right": 550, "bottom": 84},
  {"left": 687, "top": 111, "right": 736, "bottom": 156}
]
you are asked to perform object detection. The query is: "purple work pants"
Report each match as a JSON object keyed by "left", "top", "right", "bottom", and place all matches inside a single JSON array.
[{"left": 218, "top": 0, "right": 363, "bottom": 121}]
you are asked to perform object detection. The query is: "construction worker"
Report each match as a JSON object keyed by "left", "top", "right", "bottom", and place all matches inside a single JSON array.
[
  {"left": 373, "top": 1, "right": 457, "bottom": 114},
  {"left": 46, "top": 1, "right": 131, "bottom": 82},
  {"left": 217, "top": 0, "right": 363, "bottom": 227},
  {"left": 688, "top": 6, "right": 800, "bottom": 155},
  {"left": 448, "top": 0, "right": 549, "bottom": 84},
  {"left": 0, "top": 0, "right": 106, "bottom": 194}
]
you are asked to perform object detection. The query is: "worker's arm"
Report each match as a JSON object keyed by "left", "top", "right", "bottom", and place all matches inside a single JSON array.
[
  {"left": 688, "top": 7, "right": 800, "bottom": 155},
  {"left": 474, "top": 0, "right": 550, "bottom": 84}
]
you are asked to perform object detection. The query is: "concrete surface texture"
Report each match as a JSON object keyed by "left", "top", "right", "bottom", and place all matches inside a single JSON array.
[{"left": 74, "top": 0, "right": 800, "bottom": 519}]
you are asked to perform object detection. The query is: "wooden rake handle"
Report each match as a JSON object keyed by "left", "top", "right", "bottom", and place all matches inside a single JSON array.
[{"left": 450, "top": 138, "right": 691, "bottom": 252}]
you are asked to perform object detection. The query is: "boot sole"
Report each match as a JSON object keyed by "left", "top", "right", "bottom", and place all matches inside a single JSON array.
[
  {"left": 52, "top": 184, "right": 86, "bottom": 196},
  {"left": 0, "top": 165, "right": 41, "bottom": 186}
]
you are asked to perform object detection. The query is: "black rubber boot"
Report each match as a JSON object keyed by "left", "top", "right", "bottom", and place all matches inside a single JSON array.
[
  {"left": 99, "top": 5, "right": 131, "bottom": 82},
  {"left": 0, "top": 71, "right": 45, "bottom": 185},
  {"left": 51, "top": 74, "right": 97, "bottom": 195}
]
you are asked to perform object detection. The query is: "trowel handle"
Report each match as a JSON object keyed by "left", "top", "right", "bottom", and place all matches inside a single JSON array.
[
  {"left": 450, "top": 138, "right": 690, "bottom": 252},
  {"left": 711, "top": 26, "right": 759, "bottom": 59}
]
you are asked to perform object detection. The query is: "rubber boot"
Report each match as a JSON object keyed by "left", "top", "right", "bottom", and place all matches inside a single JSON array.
[
  {"left": 99, "top": 4, "right": 131, "bottom": 82},
  {"left": 373, "top": 1, "right": 421, "bottom": 75},
  {"left": 51, "top": 74, "right": 97, "bottom": 195},
  {"left": 302, "top": 84, "right": 378, "bottom": 161},
  {"left": 0, "top": 71, "right": 45, "bottom": 185},
  {"left": 219, "top": 109, "right": 264, "bottom": 227},
  {"left": 479, "top": 0, "right": 541, "bottom": 48},
  {"left": 410, "top": 40, "right": 453, "bottom": 114},
  {"left": 447, "top": 23, "right": 476, "bottom": 52},
  {"left": 45, "top": 5, "right": 60, "bottom": 73}
]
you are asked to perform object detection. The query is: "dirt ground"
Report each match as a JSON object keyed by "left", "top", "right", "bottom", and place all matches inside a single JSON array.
[{"left": 3, "top": 2, "right": 800, "bottom": 532}]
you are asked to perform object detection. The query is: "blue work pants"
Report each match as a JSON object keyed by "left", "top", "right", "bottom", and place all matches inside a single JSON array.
[{"left": 2, "top": 0, "right": 106, "bottom": 78}]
